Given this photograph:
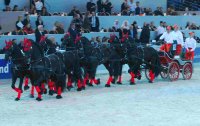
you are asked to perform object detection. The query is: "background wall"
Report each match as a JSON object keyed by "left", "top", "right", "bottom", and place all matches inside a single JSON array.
[{"left": 0, "top": 0, "right": 30, "bottom": 11}]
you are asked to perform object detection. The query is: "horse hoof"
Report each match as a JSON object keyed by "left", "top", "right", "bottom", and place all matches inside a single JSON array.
[
  {"left": 77, "top": 88, "right": 82, "bottom": 91},
  {"left": 105, "top": 84, "right": 111, "bottom": 87},
  {"left": 82, "top": 86, "right": 86, "bottom": 90},
  {"left": 149, "top": 80, "right": 153, "bottom": 83},
  {"left": 111, "top": 80, "right": 115, "bottom": 84},
  {"left": 15, "top": 98, "right": 20, "bottom": 101},
  {"left": 67, "top": 86, "right": 73, "bottom": 91},
  {"left": 56, "top": 95, "right": 62, "bottom": 99},
  {"left": 137, "top": 75, "right": 142, "bottom": 80},
  {"left": 44, "top": 89, "right": 47, "bottom": 94},
  {"left": 88, "top": 83, "right": 93, "bottom": 87},
  {"left": 86, "top": 80, "right": 89, "bottom": 85},
  {"left": 36, "top": 97, "right": 42, "bottom": 101},
  {"left": 117, "top": 81, "right": 122, "bottom": 85},
  {"left": 130, "top": 82, "right": 136, "bottom": 85},
  {"left": 49, "top": 90, "right": 54, "bottom": 96},
  {"left": 24, "top": 85, "right": 30, "bottom": 91},
  {"left": 96, "top": 79, "right": 101, "bottom": 85},
  {"left": 30, "top": 94, "right": 34, "bottom": 98}
]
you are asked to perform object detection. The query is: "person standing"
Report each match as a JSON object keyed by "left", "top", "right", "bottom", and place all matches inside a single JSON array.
[
  {"left": 89, "top": 12, "right": 100, "bottom": 32},
  {"left": 171, "top": 24, "right": 184, "bottom": 55},
  {"left": 184, "top": 32, "right": 197, "bottom": 60},
  {"left": 140, "top": 23, "right": 150, "bottom": 45},
  {"left": 35, "top": 25, "right": 45, "bottom": 43}
]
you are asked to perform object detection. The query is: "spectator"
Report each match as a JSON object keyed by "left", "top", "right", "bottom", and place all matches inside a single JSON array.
[
  {"left": 68, "top": 23, "right": 78, "bottom": 41},
  {"left": 16, "top": 16, "right": 24, "bottom": 30},
  {"left": 130, "top": 21, "right": 138, "bottom": 40},
  {"left": 23, "top": 14, "right": 31, "bottom": 26},
  {"left": 156, "top": 21, "right": 165, "bottom": 41},
  {"left": 4, "top": 0, "right": 10, "bottom": 6},
  {"left": 41, "top": 7, "right": 50, "bottom": 16},
  {"left": 35, "top": 15, "right": 44, "bottom": 27},
  {"left": 35, "top": 25, "right": 46, "bottom": 43},
  {"left": 86, "top": 0, "right": 96, "bottom": 13},
  {"left": 103, "top": 0, "right": 113, "bottom": 15},
  {"left": 121, "top": 7, "right": 129, "bottom": 16},
  {"left": 68, "top": 6, "right": 82, "bottom": 18},
  {"left": 56, "top": 23, "right": 65, "bottom": 34},
  {"left": 12, "top": 5, "right": 19, "bottom": 11},
  {"left": 82, "top": 11, "right": 91, "bottom": 32},
  {"left": 23, "top": 23, "right": 34, "bottom": 34},
  {"left": 3, "top": 6, "right": 11, "bottom": 11},
  {"left": 97, "top": 0, "right": 103, "bottom": 13},
  {"left": 121, "top": 0, "right": 129, "bottom": 13},
  {"left": 113, "top": 20, "right": 120, "bottom": 30},
  {"left": 135, "top": 1, "right": 142, "bottom": 15},
  {"left": 30, "top": 4, "right": 37, "bottom": 15},
  {"left": 185, "top": 21, "right": 191, "bottom": 29},
  {"left": 89, "top": 12, "right": 100, "bottom": 32},
  {"left": 149, "top": 21, "right": 157, "bottom": 31},
  {"left": 140, "top": 23, "right": 150, "bottom": 44},
  {"left": 72, "top": 14, "right": 83, "bottom": 32},
  {"left": 121, "top": 20, "right": 130, "bottom": 30},
  {"left": 35, "top": 0, "right": 43, "bottom": 14},
  {"left": 128, "top": 0, "right": 136, "bottom": 15},
  {"left": 154, "top": 7, "right": 164, "bottom": 16},
  {"left": 184, "top": 7, "right": 191, "bottom": 16}
]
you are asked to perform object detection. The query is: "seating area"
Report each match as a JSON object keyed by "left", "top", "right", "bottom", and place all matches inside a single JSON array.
[{"left": 0, "top": 0, "right": 200, "bottom": 48}]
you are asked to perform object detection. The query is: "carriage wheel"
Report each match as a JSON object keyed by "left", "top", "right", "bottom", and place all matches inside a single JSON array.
[
  {"left": 182, "top": 63, "right": 193, "bottom": 80},
  {"left": 160, "top": 66, "right": 168, "bottom": 80},
  {"left": 168, "top": 62, "right": 180, "bottom": 81},
  {"left": 145, "top": 68, "right": 150, "bottom": 81}
]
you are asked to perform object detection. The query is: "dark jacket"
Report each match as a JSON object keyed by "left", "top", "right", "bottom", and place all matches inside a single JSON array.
[
  {"left": 97, "top": 0, "right": 103, "bottom": 12},
  {"left": 68, "top": 28, "right": 78, "bottom": 41},
  {"left": 86, "top": 2, "right": 96, "bottom": 12},
  {"left": 35, "top": 20, "right": 44, "bottom": 27},
  {"left": 140, "top": 26, "right": 150, "bottom": 44},
  {"left": 89, "top": 16, "right": 100, "bottom": 31},
  {"left": 35, "top": 29, "right": 45, "bottom": 43}
]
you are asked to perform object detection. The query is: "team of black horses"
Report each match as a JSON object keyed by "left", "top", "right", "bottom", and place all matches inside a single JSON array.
[{"left": 3, "top": 33, "right": 161, "bottom": 101}]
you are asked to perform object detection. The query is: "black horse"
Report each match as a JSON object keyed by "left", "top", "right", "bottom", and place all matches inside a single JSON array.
[
  {"left": 126, "top": 40, "right": 161, "bottom": 84},
  {"left": 26, "top": 39, "right": 66, "bottom": 100},
  {"left": 4, "top": 40, "right": 34, "bottom": 101}
]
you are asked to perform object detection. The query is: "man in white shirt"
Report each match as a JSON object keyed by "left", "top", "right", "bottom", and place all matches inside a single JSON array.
[
  {"left": 184, "top": 32, "right": 196, "bottom": 60},
  {"left": 156, "top": 21, "right": 165, "bottom": 41},
  {"left": 128, "top": 0, "right": 136, "bottom": 15},
  {"left": 159, "top": 26, "right": 173, "bottom": 52},
  {"left": 35, "top": 0, "right": 43, "bottom": 14},
  {"left": 171, "top": 24, "right": 184, "bottom": 55}
]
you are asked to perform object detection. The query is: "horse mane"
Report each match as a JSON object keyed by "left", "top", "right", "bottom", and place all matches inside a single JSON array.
[{"left": 29, "top": 39, "right": 44, "bottom": 56}]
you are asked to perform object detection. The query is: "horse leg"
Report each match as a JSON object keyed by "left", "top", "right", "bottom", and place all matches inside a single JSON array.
[
  {"left": 41, "top": 82, "right": 47, "bottom": 94},
  {"left": 24, "top": 77, "right": 30, "bottom": 90},
  {"left": 29, "top": 78, "right": 35, "bottom": 98},
  {"left": 48, "top": 79, "right": 55, "bottom": 95},
  {"left": 77, "top": 79, "right": 82, "bottom": 91},
  {"left": 130, "top": 72, "right": 136, "bottom": 85},
  {"left": 35, "top": 85, "right": 42, "bottom": 101},
  {"left": 83, "top": 73, "right": 89, "bottom": 90},
  {"left": 149, "top": 70, "right": 155, "bottom": 83},
  {"left": 117, "top": 63, "right": 123, "bottom": 84},
  {"left": 56, "top": 86, "right": 62, "bottom": 99},
  {"left": 15, "top": 77, "right": 24, "bottom": 101},
  {"left": 67, "top": 74, "right": 73, "bottom": 91}
]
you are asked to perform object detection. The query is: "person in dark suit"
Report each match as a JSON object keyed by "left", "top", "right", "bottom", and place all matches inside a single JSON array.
[
  {"left": 103, "top": 0, "right": 112, "bottom": 14},
  {"left": 35, "top": 15, "right": 44, "bottom": 27},
  {"left": 35, "top": 25, "right": 45, "bottom": 43},
  {"left": 89, "top": 12, "right": 100, "bottom": 32},
  {"left": 135, "top": 1, "right": 142, "bottom": 15},
  {"left": 140, "top": 23, "right": 150, "bottom": 44},
  {"left": 4, "top": 0, "right": 10, "bottom": 6},
  {"left": 23, "top": 14, "right": 30, "bottom": 26},
  {"left": 97, "top": 0, "right": 103, "bottom": 13},
  {"left": 68, "top": 23, "right": 78, "bottom": 41},
  {"left": 86, "top": 0, "right": 96, "bottom": 13}
]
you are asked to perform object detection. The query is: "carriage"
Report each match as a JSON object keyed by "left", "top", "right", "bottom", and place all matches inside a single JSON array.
[{"left": 144, "top": 49, "right": 193, "bottom": 82}]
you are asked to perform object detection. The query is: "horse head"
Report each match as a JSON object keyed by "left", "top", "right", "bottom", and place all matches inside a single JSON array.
[{"left": 4, "top": 40, "right": 14, "bottom": 61}]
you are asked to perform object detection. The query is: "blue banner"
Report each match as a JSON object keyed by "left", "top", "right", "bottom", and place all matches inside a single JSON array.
[{"left": 0, "top": 59, "right": 12, "bottom": 79}]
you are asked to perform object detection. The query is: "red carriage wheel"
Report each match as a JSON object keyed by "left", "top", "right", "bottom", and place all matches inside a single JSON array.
[
  {"left": 182, "top": 63, "right": 193, "bottom": 80},
  {"left": 160, "top": 66, "right": 168, "bottom": 80},
  {"left": 168, "top": 62, "right": 180, "bottom": 81}
]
